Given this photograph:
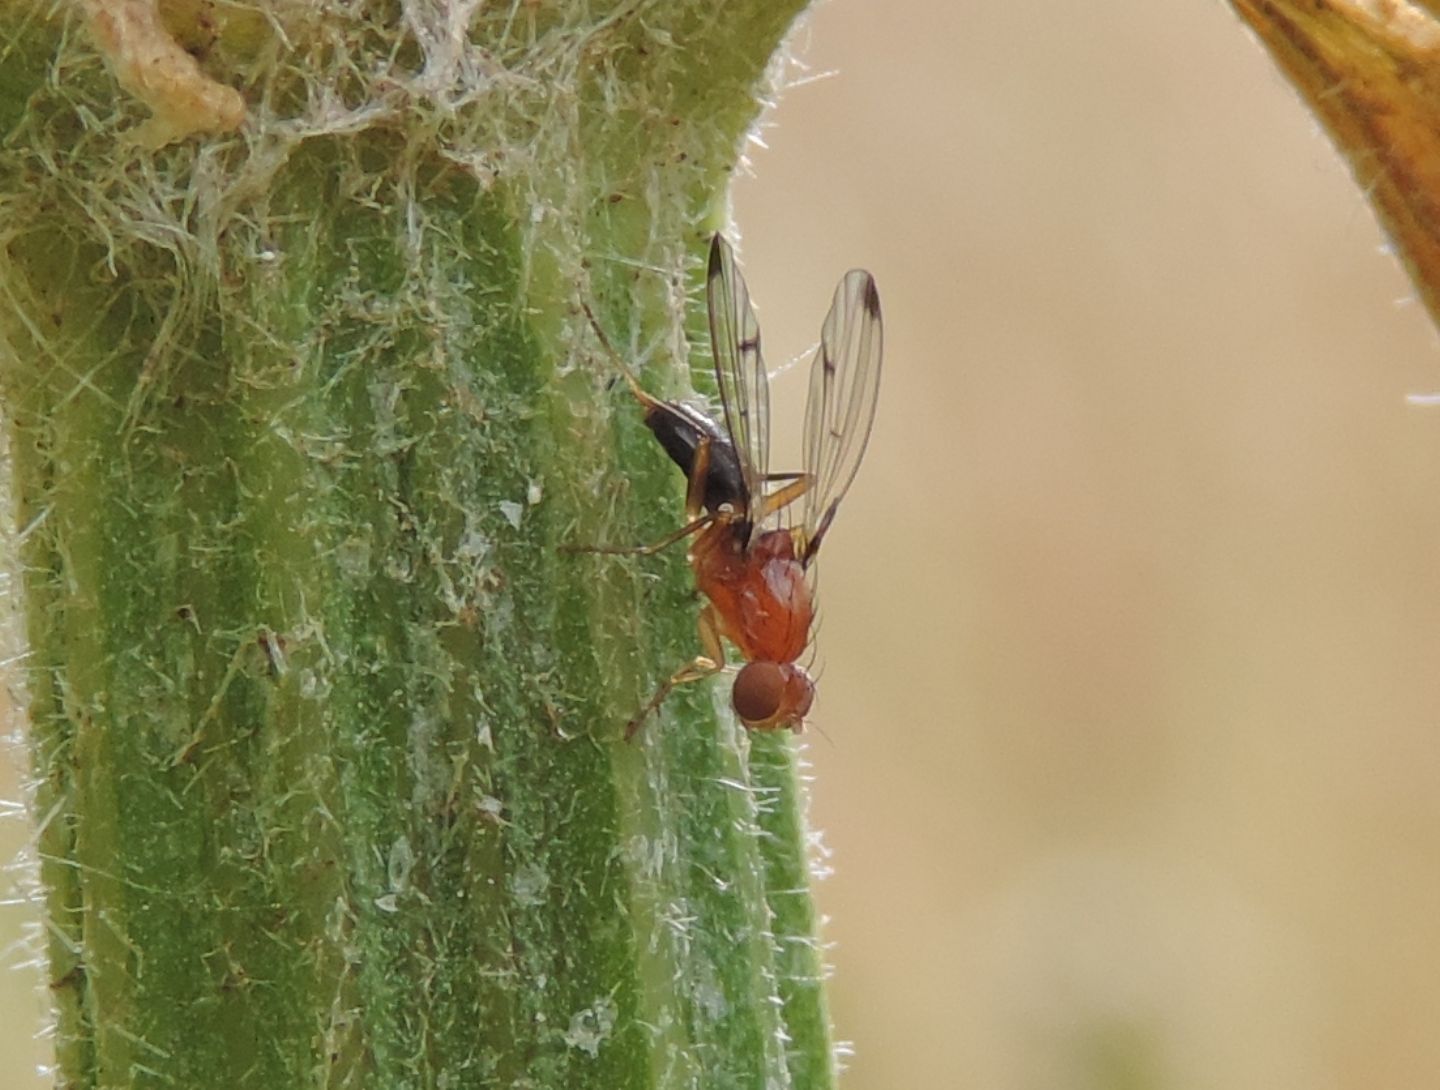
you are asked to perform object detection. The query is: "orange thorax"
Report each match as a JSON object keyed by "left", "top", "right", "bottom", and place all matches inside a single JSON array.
[{"left": 691, "top": 524, "right": 814, "bottom": 665}]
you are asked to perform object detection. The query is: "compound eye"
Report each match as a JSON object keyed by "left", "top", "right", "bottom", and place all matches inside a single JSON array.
[{"left": 732, "top": 662, "right": 785, "bottom": 726}]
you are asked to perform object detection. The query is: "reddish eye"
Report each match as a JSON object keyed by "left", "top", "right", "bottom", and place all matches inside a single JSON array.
[{"left": 732, "top": 661, "right": 785, "bottom": 725}]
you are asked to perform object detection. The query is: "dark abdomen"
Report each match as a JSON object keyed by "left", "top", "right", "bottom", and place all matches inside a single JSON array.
[{"left": 644, "top": 400, "right": 748, "bottom": 515}]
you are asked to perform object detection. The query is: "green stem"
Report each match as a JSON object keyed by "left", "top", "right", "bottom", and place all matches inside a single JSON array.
[{"left": 0, "top": 3, "right": 832, "bottom": 1087}]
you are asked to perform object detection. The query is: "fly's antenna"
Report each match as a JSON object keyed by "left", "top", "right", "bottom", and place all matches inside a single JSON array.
[{"left": 579, "top": 300, "right": 661, "bottom": 410}]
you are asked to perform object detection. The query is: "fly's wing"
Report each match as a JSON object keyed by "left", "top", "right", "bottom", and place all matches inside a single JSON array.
[
  {"left": 706, "top": 234, "right": 770, "bottom": 520},
  {"left": 800, "top": 268, "right": 883, "bottom": 565}
]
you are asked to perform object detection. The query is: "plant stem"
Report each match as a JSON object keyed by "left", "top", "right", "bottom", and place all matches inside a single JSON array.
[{"left": 0, "top": 3, "right": 833, "bottom": 1086}]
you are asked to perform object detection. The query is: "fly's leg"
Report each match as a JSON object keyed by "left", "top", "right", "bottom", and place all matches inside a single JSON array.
[
  {"left": 682, "top": 433, "right": 712, "bottom": 520},
  {"left": 559, "top": 511, "right": 713, "bottom": 557},
  {"left": 752, "top": 471, "right": 812, "bottom": 523},
  {"left": 625, "top": 605, "right": 727, "bottom": 741},
  {"left": 580, "top": 301, "right": 659, "bottom": 411},
  {"left": 560, "top": 436, "right": 719, "bottom": 556}
]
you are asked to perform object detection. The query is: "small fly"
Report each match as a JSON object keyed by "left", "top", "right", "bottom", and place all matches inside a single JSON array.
[{"left": 577, "top": 234, "right": 883, "bottom": 739}]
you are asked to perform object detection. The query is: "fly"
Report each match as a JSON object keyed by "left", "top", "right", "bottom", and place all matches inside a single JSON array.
[{"left": 577, "top": 234, "right": 883, "bottom": 739}]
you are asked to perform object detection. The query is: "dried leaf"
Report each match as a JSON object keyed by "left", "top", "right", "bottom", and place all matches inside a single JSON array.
[{"left": 1232, "top": 1, "right": 1440, "bottom": 325}]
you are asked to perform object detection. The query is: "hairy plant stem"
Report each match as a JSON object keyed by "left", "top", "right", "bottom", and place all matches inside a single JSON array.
[{"left": 0, "top": 3, "right": 833, "bottom": 1087}]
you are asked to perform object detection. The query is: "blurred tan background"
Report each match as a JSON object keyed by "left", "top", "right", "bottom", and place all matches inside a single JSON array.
[
  {"left": 735, "top": 2, "right": 1440, "bottom": 1089},
  {"left": 6, "top": 1, "right": 1440, "bottom": 1086}
]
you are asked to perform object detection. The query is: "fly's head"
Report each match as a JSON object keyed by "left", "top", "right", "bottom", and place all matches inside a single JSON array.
[{"left": 731, "top": 661, "right": 815, "bottom": 732}]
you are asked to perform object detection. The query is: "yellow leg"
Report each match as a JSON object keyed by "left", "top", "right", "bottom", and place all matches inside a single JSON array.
[
  {"left": 580, "top": 300, "right": 663, "bottom": 412},
  {"left": 682, "top": 433, "right": 713, "bottom": 519},
  {"left": 752, "top": 472, "right": 812, "bottom": 522},
  {"left": 625, "top": 606, "right": 727, "bottom": 740},
  {"left": 562, "top": 432, "right": 721, "bottom": 556},
  {"left": 559, "top": 510, "right": 715, "bottom": 557}
]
